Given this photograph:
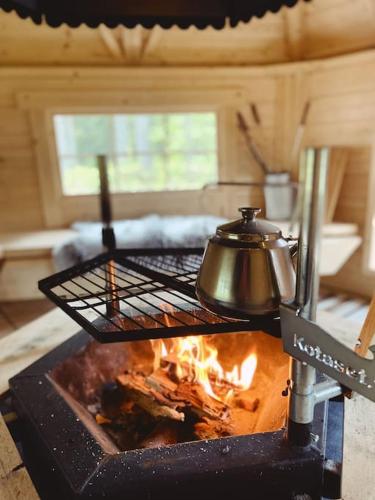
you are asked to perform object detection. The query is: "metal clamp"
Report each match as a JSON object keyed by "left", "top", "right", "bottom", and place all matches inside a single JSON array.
[{"left": 281, "top": 303, "right": 375, "bottom": 423}]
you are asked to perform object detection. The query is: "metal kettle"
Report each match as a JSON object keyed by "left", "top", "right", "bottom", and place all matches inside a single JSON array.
[{"left": 196, "top": 207, "right": 297, "bottom": 318}]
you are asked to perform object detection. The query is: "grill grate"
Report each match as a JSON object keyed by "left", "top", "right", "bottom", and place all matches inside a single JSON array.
[{"left": 39, "top": 248, "right": 280, "bottom": 343}]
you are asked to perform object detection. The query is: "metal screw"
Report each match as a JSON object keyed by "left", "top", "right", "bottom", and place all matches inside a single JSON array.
[{"left": 310, "top": 433, "right": 319, "bottom": 443}]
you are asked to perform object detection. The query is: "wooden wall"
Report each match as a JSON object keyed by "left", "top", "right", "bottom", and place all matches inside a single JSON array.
[
  {"left": 299, "top": 53, "right": 375, "bottom": 298},
  {"left": 0, "top": 50, "right": 374, "bottom": 296},
  {"left": 321, "top": 148, "right": 373, "bottom": 297},
  {"left": 0, "top": 67, "right": 280, "bottom": 229}
]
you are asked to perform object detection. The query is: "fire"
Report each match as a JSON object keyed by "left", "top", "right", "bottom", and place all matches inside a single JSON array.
[{"left": 150, "top": 335, "right": 257, "bottom": 404}]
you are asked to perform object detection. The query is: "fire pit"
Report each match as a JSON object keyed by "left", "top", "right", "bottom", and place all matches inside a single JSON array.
[
  {"left": 53, "top": 330, "right": 288, "bottom": 450},
  {"left": 9, "top": 251, "right": 343, "bottom": 500}
]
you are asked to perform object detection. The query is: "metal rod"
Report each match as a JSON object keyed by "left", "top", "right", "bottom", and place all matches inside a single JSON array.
[
  {"left": 97, "top": 155, "right": 119, "bottom": 316},
  {"left": 314, "top": 379, "right": 343, "bottom": 405},
  {"left": 98, "top": 154, "right": 112, "bottom": 230},
  {"left": 295, "top": 148, "right": 329, "bottom": 320},
  {"left": 288, "top": 147, "right": 330, "bottom": 446}
]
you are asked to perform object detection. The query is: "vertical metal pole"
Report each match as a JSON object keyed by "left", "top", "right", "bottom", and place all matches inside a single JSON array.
[
  {"left": 97, "top": 155, "right": 119, "bottom": 317},
  {"left": 98, "top": 155, "right": 116, "bottom": 251},
  {"left": 288, "top": 147, "right": 329, "bottom": 446}
]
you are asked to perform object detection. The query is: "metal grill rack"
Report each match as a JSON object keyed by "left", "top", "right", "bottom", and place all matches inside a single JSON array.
[{"left": 39, "top": 248, "right": 281, "bottom": 343}]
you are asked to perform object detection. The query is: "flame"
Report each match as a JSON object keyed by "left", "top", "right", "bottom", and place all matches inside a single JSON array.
[{"left": 150, "top": 331, "right": 257, "bottom": 404}]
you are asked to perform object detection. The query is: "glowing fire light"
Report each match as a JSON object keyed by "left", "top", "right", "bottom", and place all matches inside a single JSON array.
[{"left": 150, "top": 335, "right": 257, "bottom": 404}]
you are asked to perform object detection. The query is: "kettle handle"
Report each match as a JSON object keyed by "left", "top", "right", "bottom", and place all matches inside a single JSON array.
[{"left": 286, "top": 237, "right": 299, "bottom": 261}]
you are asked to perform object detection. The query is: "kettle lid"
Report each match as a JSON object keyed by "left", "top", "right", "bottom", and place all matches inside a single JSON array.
[{"left": 217, "top": 207, "right": 281, "bottom": 242}]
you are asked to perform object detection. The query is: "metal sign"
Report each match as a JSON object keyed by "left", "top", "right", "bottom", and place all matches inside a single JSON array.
[{"left": 280, "top": 304, "right": 375, "bottom": 403}]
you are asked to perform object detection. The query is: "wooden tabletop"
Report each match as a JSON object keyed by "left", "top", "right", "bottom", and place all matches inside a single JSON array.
[
  {"left": 0, "top": 308, "right": 374, "bottom": 500},
  {"left": 0, "top": 230, "right": 77, "bottom": 259},
  {"left": 0, "top": 414, "right": 39, "bottom": 499}
]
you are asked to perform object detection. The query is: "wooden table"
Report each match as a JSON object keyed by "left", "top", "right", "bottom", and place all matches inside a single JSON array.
[{"left": 0, "top": 308, "right": 374, "bottom": 499}]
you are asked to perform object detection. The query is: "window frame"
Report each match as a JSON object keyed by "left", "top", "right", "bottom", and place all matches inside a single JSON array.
[
  {"left": 51, "top": 109, "right": 220, "bottom": 197},
  {"left": 23, "top": 86, "right": 240, "bottom": 228}
]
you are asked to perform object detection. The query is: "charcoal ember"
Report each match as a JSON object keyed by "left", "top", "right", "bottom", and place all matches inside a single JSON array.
[
  {"left": 194, "top": 418, "right": 234, "bottom": 440},
  {"left": 234, "top": 397, "right": 260, "bottom": 412},
  {"left": 139, "top": 420, "right": 180, "bottom": 449},
  {"left": 102, "top": 405, "right": 159, "bottom": 451},
  {"left": 101, "top": 382, "right": 125, "bottom": 418}
]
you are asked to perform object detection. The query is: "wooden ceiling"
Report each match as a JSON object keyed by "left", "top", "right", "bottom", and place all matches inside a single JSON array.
[{"left": 0, "top": 0, "right": 374, "bottom": 66}]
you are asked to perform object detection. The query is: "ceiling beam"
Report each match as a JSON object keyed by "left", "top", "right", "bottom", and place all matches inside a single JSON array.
[
  {"left": 99, "top": 25, "right": 123, "bottom": 60},
  {"left": 283, "top": 4, "right": 305, "bottom": 61},
  {"left": 120, "top": 25, "right": 144, "bottom": 64},
  {"left": 142, "top": 26, "right": 163, "bottom": 59}
]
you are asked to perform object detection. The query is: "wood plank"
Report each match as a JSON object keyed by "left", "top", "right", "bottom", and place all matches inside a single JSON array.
[
  {"left": 0, "top": 414, "right": 39, "bottom": 500},
  {"left": 98, "top": 26, "right": 123, "bottom": 60},
  {"left": 142, "top": 27, "right": 164, "bottom": 59},
  {"left": 0, "top": 308, "right": 87, "bottom": 395},
  {"left": 325, "top": 148, "right": 349, "bottom": 223},
  {"left": 316, "top": 311, "right": 375, "bottom": 500},
  {"left": 0, "top": 300, "right": 54, "bottom": 332},
  {"left": 120, "top": 26, "right": 144, "bottom": 63},
  {"left": 283, "top": 2, "right": 305, "bottom": 61},
  {"left": 0, "top": 230, "right": 77, "bottom": 259}
]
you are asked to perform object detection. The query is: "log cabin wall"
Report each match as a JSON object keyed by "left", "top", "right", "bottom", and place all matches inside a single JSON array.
[
  {"left": 2, "top": 51, "right": 375, "bottom": 229},
  {"left": 321, "top": 148, "right": 374, "bottom": 298},
  {"left": 300, "top": 54, "right": 375, "bottom": 298},
  {"left": 0, "top": 3, "right": 374, "bottom": 297},
  {"left": 0, "top": 67, "right": 278, "bottom": 229}
]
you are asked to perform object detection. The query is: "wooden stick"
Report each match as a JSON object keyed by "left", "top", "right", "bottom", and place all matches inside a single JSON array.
[
  {"left": 236, "top": 111, "right": 271, "bottom": 175},
  {"left": 250, "top": 103, "right": 261, "bottom": 126},
  {"left": 355, "top": 294, "right": 375, "bottom": 357},
  {"left": 290, "top": 101, "right": 311, "bottom": 165}
]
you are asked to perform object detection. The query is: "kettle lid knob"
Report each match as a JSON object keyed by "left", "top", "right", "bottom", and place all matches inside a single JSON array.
[{"left": 239, "top": 207, "right": 262, "bottom": 222}]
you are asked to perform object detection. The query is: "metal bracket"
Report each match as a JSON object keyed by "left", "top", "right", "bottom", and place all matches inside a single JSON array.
[{"left": 280, "top": 304, "right": 375, "bottom": 403}]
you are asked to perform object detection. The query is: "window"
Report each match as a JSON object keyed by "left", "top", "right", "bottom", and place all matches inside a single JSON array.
[{"left": 53, "top": 113, "right": 218, "bottom": 195}]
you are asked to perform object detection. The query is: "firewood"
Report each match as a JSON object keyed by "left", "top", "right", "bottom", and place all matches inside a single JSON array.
[
  {"left": 146, "top": 369, "right": 178, "bottom": 394},
  {"left": 172, "top": 382, "right": 229, "bottom": 421},
  {"left": 117, "top": 373, "right": 185, "bottom": 421},
  {"left": 149, "top": 369, "right": 230, "bottom": 421},
  {"left": 117, "top": 369, "right": 230, "bottom": 423},
  {"left": 194, "top": 418, "right": 234, "bottom": 440},
  {"left": 148, "top": 368, "right": 229, "bottom": 420}
]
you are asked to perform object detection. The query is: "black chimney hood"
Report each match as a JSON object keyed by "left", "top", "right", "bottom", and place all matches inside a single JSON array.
[{"left": 0, "top": 0, "right": 307, "bottom": 29}]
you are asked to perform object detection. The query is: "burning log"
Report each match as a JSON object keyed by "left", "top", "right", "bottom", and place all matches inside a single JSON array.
[
  {"left": 117, "top": 369, "right": 230, "bottom": 422},
  {"left": 194, "top": 418, "right": 234, "bottom": 440},
  {"left": 171, "top": 381, "right": 229, "bottom": 420},
  {"left": 117, "top": 373, "right": 185, "bottom": 421}
]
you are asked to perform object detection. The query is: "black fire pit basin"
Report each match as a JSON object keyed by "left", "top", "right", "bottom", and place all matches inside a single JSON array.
[{"left": 9, "top": 331, "right": 343, "bottom": 500}]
